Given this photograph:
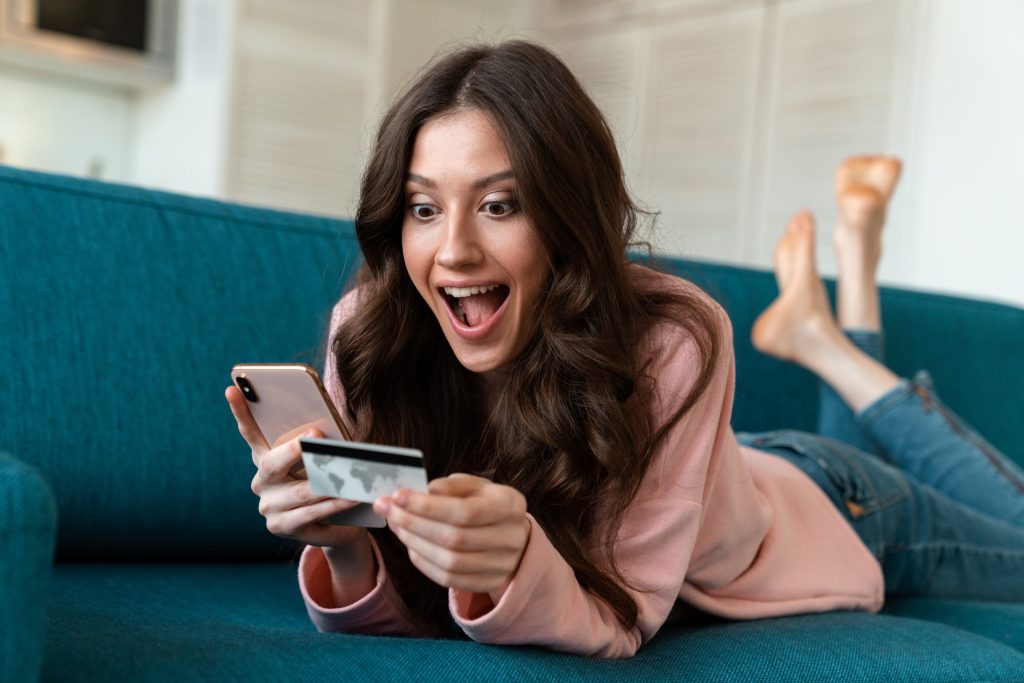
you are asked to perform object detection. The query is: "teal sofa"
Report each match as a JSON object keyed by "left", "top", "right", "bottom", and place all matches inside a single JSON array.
[{"left": 2, "top": 164, "right": 1022, "bottom": 682}]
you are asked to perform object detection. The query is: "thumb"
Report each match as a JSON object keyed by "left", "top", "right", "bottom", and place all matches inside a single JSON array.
[{"left": 428, "top": 473, "right": 489, "bottom": 497}]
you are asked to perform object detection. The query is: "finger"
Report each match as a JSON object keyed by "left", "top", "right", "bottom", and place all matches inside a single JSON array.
[
  {"left": 225, "top": 386, "right": 270, "bottom": 456},
  {"left": 406, "top": 548, "right": 505, "bottom": 594},
  {"left": 254, "top": 478, "right": 336, "bottom": 515},
  {"left": 266, "top": 497, "right": 359, "bottom": 539},
  {"left": 427, "top": 473, "right": 489, "bottom": 497},
  {"left": 394, "top": 490, "right": 507, "bottom": 527},
  {"left": 272, "top": 423, "right": 323, "bottom": 450},
  {"left": 400, "top": 482, "right": 525, "bottom": 527},
  {"left": 392, "top": 524, "right": 507, "bottom": 575},
  {"left": 255, "top": 435, "right": 310, "bottom": 483},
  {"left": 384, "top": 503, "right": 522, "bottom": 553}
]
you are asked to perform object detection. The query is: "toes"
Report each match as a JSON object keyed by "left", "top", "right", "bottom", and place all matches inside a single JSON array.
[
  {"left": 774, "top": 210, "right": 817, "bottom": 277},
  {"left": 786, "top": 210, "right": 817, "bottom": 246},
  {"left": 793, "top": 209, "right": 816, "bottom": 232}
]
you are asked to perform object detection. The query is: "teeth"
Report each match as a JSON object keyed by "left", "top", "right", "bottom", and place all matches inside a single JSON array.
[{"left": 443, "top": 284, "right": 500, "bottom": 298}]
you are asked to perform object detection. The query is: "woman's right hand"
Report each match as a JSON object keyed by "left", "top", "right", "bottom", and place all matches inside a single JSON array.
[{"left": 224, "top": 385, "right": 368, "bottom": 549}]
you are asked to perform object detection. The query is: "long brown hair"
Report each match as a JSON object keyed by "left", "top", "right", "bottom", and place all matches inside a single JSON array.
[{"left": 332, "top": 41, "right": 720, "bottom": 634}]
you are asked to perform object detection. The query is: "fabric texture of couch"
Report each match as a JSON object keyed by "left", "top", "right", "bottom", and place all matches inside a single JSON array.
[{"left": 1, "top": 164, "right": 1022, "bottom": 682}]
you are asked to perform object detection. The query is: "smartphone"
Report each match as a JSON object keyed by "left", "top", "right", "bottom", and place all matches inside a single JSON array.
[{"left": 230, "top": 363, "right": 385, "bottom": 528}]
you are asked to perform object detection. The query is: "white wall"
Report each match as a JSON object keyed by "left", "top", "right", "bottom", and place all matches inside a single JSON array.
[
  {"left": 131, "top": 0, "right": 237, "bottom": 197},
  {"left": 899, "top": 0, "right": 1024, "bottom": 306},
  {"left": 0, "top": 67, "right": 132, "bottom": 181},
  {"left": 0, "top": 0, "right": 236, "bottom": 197}
]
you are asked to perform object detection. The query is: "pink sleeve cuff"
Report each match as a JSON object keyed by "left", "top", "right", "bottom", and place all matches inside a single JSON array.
[
  {"left": 298, "top": 539, "right": 417, "bottom": 635},
  {"left": 448, "top": 514, "right": 555, "bottom": 641}
]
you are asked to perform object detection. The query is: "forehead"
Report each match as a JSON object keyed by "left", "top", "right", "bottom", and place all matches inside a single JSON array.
[{"left": 407, "top": 109, "right": 511, "bottom": 181}]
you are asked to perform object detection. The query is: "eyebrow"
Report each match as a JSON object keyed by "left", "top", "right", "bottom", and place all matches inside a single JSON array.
[{"left": 405, "top": 170, "right": 514, "bottom": 191}]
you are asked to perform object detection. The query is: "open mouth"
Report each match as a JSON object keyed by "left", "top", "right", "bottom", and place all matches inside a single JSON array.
[{"left": 441, "top": 284, "right": 510, "bottom": 328}]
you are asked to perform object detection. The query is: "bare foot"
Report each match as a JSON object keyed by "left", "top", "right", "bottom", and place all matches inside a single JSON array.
[
  {"left": 833, "top": 155, "right": 902, "bottom": 330},
  {"left": 752, "top": 210, "right": 841, "bottom": 365},
  {"left": 833, "top": 155, "right": 902, "bottom": 276}
]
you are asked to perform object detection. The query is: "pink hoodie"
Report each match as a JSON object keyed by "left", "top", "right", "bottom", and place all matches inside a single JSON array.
[{"left": 298, "top": 267, "right": 883, "bottom": 658}]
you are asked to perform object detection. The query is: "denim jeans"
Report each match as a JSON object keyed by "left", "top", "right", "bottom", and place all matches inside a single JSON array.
[{"left": 737, "top": 330, "right": 1024, "bottom": 601}]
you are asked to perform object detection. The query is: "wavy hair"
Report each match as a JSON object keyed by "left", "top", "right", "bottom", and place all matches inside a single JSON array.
[{"left": 331, "top": 41, "right": 721, "bottom": 634}]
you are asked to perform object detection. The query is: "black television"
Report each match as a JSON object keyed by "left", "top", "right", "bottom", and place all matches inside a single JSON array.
[
  {"left": 0, "top": 0, "right": 178, "bottom": 88},
  {"left": 37, "top": 0, "right": 149, "bottom": 52}
]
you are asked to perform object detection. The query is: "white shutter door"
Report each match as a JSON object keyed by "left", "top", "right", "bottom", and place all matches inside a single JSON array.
[
  {"left": 751, "top": 0, "right": 906, "bottom": 271},
  {"left": 225, "top": 0, "right": 371, "bottom": 217},
  {"left": 539, "top": 0, "right": 642, "bottom": 28},
  {"left": 640, "top": 6, "right": 764, "bottom": 260},
  {"left": 557, "top": 28, "right": 647, "bottom": 191}
]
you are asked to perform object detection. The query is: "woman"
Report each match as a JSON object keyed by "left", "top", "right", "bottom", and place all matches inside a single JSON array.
[{"left": 225, "top": 41, "right": 1024, "bottom": 659}]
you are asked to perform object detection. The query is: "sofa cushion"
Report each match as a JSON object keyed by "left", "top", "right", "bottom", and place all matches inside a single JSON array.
[
  {"left": 883, "top": 597, "right": 1024, "bottom": 652},
  {"left": 45, "top": 564, "right": 1024, "bottom": 682}
]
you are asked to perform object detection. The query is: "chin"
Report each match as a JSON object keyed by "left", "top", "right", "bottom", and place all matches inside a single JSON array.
[{"left": 450, "top": 346, "right": 510, "bottom": 375}]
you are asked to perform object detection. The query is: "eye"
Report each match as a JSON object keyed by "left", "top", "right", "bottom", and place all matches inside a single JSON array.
[
  {"left": 409, "top": 203, "right": 438, "bottom": 220},
  {"left": 483, "top": 201, "right": 516, "bottom": 218}
]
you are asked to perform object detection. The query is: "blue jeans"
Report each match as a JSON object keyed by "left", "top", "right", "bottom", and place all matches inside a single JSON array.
[{"left": 737, "top": 330, "right": 1024, "bottom": 601}]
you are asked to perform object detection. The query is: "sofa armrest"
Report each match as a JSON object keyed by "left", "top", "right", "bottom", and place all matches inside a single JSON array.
[{"left": 0, "top": 451, "right": 58, "bottom": 683}]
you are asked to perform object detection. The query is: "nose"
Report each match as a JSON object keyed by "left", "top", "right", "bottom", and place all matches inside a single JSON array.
[{"left": 436, "top": 209, "right": 483, "bottom": 270}]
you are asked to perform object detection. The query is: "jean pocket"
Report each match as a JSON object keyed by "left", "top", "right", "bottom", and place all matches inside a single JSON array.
[{"left": 743, "top": 430, "right": 910, "bottom": 517}]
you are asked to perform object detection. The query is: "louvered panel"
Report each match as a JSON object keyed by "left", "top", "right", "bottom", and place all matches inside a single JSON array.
[
  {"left": 639, "top": 7, "right": 763, "bottom": 260},
  {"left": 240, "top": 0, "right": 370, "bottom": 48},
  {"left": 540, "top": 0, "right": 643, "bottom": 28},
  {"left": 227, "top": 53, "right": 366, "bottom": 217},
  {"left": 653, "top": 0, "right": 760, "bottom": 16},
  {"left": 226, "top": 0, "right": 370, "bottom": 218},
  {"left": 558, "top": 30, "right": 646, "bottom": 189},
  {"left": 752, "top": 0, "right": 904, "bottom": 271},
  {"left": 236, "top": 21, "right": 369, "bottom": 75}
]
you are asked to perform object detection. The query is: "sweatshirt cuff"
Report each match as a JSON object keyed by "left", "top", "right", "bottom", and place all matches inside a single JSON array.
[
  {"left": 449, "top": 514, "right": 557, "bottom": 642},
  {"left": 299, "top": 539, "right": 412, "bottom": 633}
]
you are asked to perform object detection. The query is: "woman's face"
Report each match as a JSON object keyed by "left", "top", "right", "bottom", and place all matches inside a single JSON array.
[{"left": 401, "top": 108, "right": 549, "bottom": 379}]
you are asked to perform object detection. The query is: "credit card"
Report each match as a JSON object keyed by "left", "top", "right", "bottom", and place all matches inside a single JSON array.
[{"left": 299, "top": 436, "right": 428, "bottom": 504}]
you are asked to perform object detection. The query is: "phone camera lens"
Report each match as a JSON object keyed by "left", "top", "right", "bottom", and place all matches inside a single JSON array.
[{"left": 236, "top": 375, "right": 259, "bottom": 403}]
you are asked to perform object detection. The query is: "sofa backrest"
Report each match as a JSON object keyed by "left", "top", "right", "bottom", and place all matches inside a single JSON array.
[
  {"left": 1, "top": 166, "right": 357, "bottom": 561},
  {"left": 666, "top": 259, "right": 1024, "bottom": 464},
  {"left": 2, "top": 165, "right": 1021, "bottom": 561}
]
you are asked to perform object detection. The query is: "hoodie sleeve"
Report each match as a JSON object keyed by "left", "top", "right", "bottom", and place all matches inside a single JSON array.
[
  {"left": 449, "top": 281, "right": 737, "bottom": 658},
  {"left": 298, "top": 289, "right": 421, "bottom": 636},
  {"left": 298, "top": 541, "right": 421, "bottom": 635}
]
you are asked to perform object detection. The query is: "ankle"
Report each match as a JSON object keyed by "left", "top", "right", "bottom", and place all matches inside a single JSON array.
[{"left": 789, "top": 312, "right": 846, "bottom": 368}]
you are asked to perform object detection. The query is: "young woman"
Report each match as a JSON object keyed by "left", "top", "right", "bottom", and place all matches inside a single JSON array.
[{"left": 225, "top": 41, "right": 1024, "bottom": 659}]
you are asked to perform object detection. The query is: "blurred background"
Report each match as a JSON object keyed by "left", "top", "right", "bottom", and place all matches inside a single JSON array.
[{"left": 1, "top": 0, "right": 1021, "bottom": 305}]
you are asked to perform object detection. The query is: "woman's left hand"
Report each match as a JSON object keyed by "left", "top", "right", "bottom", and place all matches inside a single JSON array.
[{"left": 373, "top": 473, "right": 530, "bottom": 598}]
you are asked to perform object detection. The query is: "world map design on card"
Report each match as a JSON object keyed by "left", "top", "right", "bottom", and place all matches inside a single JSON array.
[{"left": 300, "top": 437, "right": 428, "bottom": 503}]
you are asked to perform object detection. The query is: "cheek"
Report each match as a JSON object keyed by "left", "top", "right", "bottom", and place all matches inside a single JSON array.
[
  {"left": 514, "top": 232, "right": 549, "bottom": 297},
  {"left": 401, "top": 227, "right": 429, "bottom": 282}
]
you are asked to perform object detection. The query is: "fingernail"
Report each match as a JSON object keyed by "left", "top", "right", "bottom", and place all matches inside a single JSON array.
[
  {"left": 393, "top": 491, "right": 409, "bottom": 508},
  {"left": 375, "top": 499, "right": 391, "bottom": 516}
]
